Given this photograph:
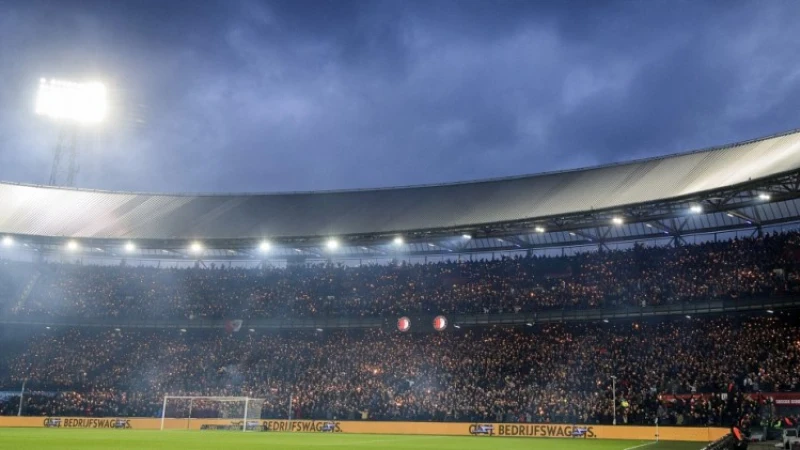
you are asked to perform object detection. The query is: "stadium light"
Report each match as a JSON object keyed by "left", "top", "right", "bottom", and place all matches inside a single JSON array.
[
  {"left": 767, "top": 309, "right": 774, "bottom": 314},
  {"left": 259, "top": 241, "right": 271, "bottom": 252},
  {"left": 759, "top": 193, "right": 771, "bottom": 201},
  {"left": 1, "top": 236, "right": 13, "bottom": 247},
  {"left": 462, "top": 234, "right": 472, "bottom": 240},
  {"left": 326, "top": 239, "right": 339, "bottom": 250},
  {"left": 611, "top": 217, "right": 624, "bottom": 225},
  {"left": 36, "top": 78, "right": 107, "bottom": 124},
  {"left": 534, "top": 226, "right": 546, "bottom": 233},
  {"left": 66, "top": 240, "right": 80, "bottom": 252},
  {"left": 393, "top": 236, "right": 404, "bottom": 246},
  {"left": 124, "top": 242, "right": 136, "bottom": 253},
  {"left": 189, "top": 242, "right": 204, "bottom": 254},
  {"left": 689, "top": 204, "right": 703, "bottom": 214}
]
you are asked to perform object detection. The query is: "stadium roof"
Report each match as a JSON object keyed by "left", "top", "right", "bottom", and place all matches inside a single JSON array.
[{"left": 2, "top": 128, "right": 800, "bottom": 260}]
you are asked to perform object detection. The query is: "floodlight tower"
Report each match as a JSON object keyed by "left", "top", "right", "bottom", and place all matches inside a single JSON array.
[{"left": 35, "top": 78, "right": 108, "bottom": 187}]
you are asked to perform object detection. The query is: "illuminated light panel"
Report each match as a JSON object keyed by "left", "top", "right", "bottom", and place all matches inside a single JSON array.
[
  {"left": 189, "top": 242, "right": 203, "bottom": 254},
  {"left": 611, "top": 217, "right": 624, "bottom": 225},
  {"left": 393, "top": 236, "right": 404, "bottom": 245},
  {"left": 326, "top": 239, "right": 339, "bottom": 250},
  {"left": 124, "top": 242, "right": 136, "bottom": 253},
  {"left": 66, "top": 240, "right": 79, "bottom": 252},
  {"left": 259, "top": 241, "right": 271, "bottom": 252},
  {"left": 689, "top": 205, "right": 703, "bottom": 214},
  {"left": 1, "top": 236, "right": 12, "bottom": 247},
  {"left": 36, "top": 78, "right": 107, "bottom": 124}
]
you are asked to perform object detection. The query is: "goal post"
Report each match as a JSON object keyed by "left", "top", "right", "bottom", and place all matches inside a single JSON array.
[{"left": 160, "top": 396, "right": 264, "bottom": 431}]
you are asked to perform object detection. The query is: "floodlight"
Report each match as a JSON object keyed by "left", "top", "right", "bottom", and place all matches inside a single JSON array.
[
  {"left": 611, "top": 217, "right": 624, "bottom": 225},
  {"left": 189, "top": 242, "right": 204, "bottom": 254},
  {"left": 462, "top": 234, "right": 472, "bottom": 239},
  {"left": 36, "top": 78, "right": 107, "bottom": 124},
  {"left": 534, "top": 226, "right": 546, "bottom": 233},
  {"left": 689, "top": 205, "right": 703, "bottom": 214},
  {"left": 259, "top": 241, "right": 271, "bottom": 252},
  {"left": 124, "top": 242, "right": 136, "bottom": 253},
  {"left": 393, "top": 236, "right": 404, "bottom": 245},
  {"left": 758, "top": 193, "right": 771, "bottom": 201},
  {"left": 66, "top": 240, "right": 79, "bottom": 251},
  {"left": 1, "top": 236, "right": 13, "bottom": 247},
  {"left": 326, "top": 239, "right": 339, "bottom": 250}
]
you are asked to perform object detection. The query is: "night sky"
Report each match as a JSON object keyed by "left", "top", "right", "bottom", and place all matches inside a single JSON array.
[{"left": 0, "top": 0, "right": 798, "bottom": 193}]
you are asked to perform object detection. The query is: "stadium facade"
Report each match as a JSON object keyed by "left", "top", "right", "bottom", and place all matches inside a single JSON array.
[{"left": 1, "top": 128, "right": 800, "bottom": 266}]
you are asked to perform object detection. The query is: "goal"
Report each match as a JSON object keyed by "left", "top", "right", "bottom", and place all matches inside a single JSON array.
[{"left": 160, "top": 396, "right": 265, "bottom": 431}]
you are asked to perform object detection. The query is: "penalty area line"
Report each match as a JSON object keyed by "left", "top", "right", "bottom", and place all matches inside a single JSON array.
[{"left": 623, "top": 441, "right": 658, "bottom": 450}]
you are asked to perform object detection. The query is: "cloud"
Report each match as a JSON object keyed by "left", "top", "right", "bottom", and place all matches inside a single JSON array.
[{"left": 0, "top": 0, "right": 798, "bottom": 193}]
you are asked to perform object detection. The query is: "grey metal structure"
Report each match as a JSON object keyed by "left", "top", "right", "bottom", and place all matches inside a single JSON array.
[{"left": 2, "top": 128, "right": 800, "bottom": 261}]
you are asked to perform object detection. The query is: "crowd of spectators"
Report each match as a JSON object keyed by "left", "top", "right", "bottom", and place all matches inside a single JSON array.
[
  {"left": 1, "top": 315, "right": 797, "bottom": 426},
  {"left": 1, "top": 232, "right": 800, "bottom": 427},
  {"left": 1, "top": 231, "right": 800, "bottom": 320}
]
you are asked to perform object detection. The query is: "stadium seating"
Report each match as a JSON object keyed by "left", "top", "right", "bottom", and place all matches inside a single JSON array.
[
  {"left": 0, "top": 316, "right": 797, "bottom": 425},
  {"left": 1, "top": 232, "right": 799, "bottom": 428},
  {"left": 1, "top": 232, "right": 799, "bottom": 320}
]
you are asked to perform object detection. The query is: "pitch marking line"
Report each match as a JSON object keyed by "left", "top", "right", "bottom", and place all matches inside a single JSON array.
[
  {"left": 308, "top": 435, "right": 449, "bottom": 447},
  {"left": 623, "top": 441, "right": 658, "bottom": 450}
]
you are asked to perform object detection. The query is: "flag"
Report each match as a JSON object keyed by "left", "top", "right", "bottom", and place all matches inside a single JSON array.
[{"left": 224, "top": 319, "right": 243, "bottom": 333}]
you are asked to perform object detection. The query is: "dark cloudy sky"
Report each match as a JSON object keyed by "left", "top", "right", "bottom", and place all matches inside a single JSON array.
[{"left": 0, "top": 0, "right": 798, "bottom": 193}]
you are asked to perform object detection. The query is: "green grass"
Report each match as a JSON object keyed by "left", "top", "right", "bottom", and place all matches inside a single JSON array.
[{"left": 0, "top": 429, "right": 709, "bottom": 450}]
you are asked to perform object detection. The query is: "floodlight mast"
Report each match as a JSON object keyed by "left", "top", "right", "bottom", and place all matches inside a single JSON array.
[{"left": 36, "top": 78, "right": 108, "bottom": 187}]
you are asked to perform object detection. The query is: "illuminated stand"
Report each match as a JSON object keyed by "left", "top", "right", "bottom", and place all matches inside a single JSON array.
[{"left": 35, "top": 78, "right": 107, "bottom": 187}]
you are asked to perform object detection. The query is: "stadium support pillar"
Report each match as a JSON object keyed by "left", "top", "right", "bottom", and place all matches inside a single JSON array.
[
  {"left": 288, "top": 393, "right": 293, "bottom": 431},
  {"left": 17, "top": 379, "right": 26, "bottom": 416},
  {"left": 611, "top": 376, "right": 617, "bottom": 426},
  {"left": 187, "top": 398, "right": 193, "bottom": 430}
]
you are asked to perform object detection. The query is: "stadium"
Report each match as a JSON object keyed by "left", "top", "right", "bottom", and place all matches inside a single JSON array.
[{"left": 2, "top": 129, "right": 800, "bottom": 450}]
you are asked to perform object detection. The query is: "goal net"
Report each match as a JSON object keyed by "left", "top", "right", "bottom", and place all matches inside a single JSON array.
[{"left": 160, "top": 396, "right": 265, "bottom": 431}]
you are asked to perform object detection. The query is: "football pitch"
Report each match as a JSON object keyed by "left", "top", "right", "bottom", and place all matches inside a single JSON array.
[{"left": 0, "top": 429, "right": 710, "bottom": 450}]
